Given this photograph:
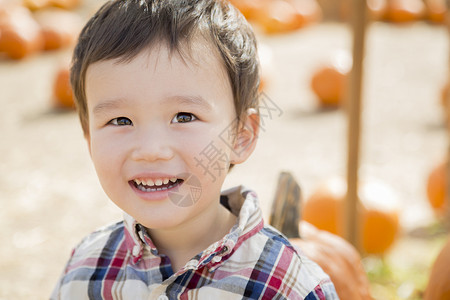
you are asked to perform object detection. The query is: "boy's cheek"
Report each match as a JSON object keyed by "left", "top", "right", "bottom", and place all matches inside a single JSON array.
[
  {"left": 88, "top": 135, "right": 117, "bottom": 161},
  {"left": 189, "top": 138, "right": 234, "bottom": 181}
]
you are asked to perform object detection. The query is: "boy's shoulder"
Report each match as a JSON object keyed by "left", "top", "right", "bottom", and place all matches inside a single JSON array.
[
  {"left": 75, "top": 220, "right": 124, "bottom": 247},
  {"left": 51, "top": 221, "right": 128, "bottom": 299},
  {"left": 68, "top": 221, "right": 127, "bottom": 264},
  {"left": 227, "top": 223, "right": 338, "bottom": 299}
]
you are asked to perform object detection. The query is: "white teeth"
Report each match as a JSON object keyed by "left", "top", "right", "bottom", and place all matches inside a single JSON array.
[
  {"left": 135, "top": 177, "right": 178, "bottom": 188},
  {"left": 137, "top": 185, "right": 168, "bottom": 192}
]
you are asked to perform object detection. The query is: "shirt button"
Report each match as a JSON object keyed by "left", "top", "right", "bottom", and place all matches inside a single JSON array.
[
  {"left": 132, "top": 245, "right": 140, "bottom": 256},
  {"left": 212, "top": 256, "right": 222, "bottom": 263},
  {"left": 157, "top": 294, "right": 169, "bottom": 300}
]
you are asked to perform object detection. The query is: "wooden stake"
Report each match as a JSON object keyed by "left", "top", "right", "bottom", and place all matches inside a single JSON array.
[
  {"left": 445, "top": 1, "right": 450, "bottom": 228},
  {"left": 345, "top": 0, "right": 368, "bottom": 250},
  {"left": 269, "top": 172, "right": 302, "bottom": 238}
]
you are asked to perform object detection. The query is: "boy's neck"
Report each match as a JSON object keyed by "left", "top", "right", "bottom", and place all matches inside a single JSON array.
[{"left": 147, "top": 201, "right": 237, "bottom": 272}]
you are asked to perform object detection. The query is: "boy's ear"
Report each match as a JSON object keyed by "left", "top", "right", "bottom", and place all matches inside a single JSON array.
[{"left": 229, "top": 108, "right": 260, "bottom": 165}]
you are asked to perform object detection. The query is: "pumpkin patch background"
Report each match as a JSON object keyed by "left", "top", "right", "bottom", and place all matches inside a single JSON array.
[{"left": 0, "top": 0, "right": 449, "bottom": 299}]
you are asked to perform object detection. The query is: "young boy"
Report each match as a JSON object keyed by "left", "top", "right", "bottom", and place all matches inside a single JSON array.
[{"left": 51, "top": 0, "right": 339, "bottom": 299}]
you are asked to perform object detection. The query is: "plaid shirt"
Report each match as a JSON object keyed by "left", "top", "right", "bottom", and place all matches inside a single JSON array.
[{"left": 51, "top": 186, "right": 339, "bottom": 299}]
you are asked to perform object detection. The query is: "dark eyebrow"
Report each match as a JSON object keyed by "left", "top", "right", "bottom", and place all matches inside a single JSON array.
[{"left": 92, "top": 98, "right": 126, "bottom": 116}]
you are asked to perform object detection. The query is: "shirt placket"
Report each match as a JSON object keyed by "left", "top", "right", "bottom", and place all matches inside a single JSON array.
[{"left": 148, "top": 257, "right": 202, "bottom": 300}]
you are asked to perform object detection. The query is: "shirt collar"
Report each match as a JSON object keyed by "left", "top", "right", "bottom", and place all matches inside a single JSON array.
[{"left": 123, "top": 185, "right": 264, "bottom": 270}]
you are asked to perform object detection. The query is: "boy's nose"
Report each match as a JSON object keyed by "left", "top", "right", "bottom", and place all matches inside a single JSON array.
[{"left": 130, "top": 126, "right": 174, "bottom": 162}]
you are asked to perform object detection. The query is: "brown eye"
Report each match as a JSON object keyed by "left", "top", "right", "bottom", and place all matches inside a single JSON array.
[
  {"left": 172, "top": 112, "right": 197, "bottom": 123},
  {"left": 109, "top": 117, "right": 132, "bottom": 126}
]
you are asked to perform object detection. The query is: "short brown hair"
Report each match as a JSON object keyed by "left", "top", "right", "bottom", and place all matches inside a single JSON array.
[{"left": 71, "top": 0, "right": 260, "bottom": 135}]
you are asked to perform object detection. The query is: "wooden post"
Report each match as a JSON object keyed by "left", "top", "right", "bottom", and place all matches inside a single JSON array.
[
  {"left": 345, "top": 0, "right": 368, "bottom": 250},
  {"left": 445, "top": 0, "right": 450, "bottom": 228},
  {"left": 270, "top": 172, "right": 302, "bottom": 238}
]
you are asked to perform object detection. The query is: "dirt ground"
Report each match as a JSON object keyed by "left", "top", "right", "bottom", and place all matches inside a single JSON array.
[{"left": 0, "top": 5, "right": 449, "bottom": 299}]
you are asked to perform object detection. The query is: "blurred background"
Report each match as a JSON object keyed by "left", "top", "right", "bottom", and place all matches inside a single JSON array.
[{"left": 0, "top": 0, "right": 449, "bottom": 299}]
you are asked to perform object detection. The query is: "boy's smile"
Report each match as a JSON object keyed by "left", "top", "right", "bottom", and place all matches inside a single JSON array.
[
  {"left": 83, "top": 40, "right": 255, "bottom": 233},
  {"left": 131, "top": 176, "right": 180, "bottom": 192},
  {"left": 130, "top": 174, "right": 183, "bottom": 199}
]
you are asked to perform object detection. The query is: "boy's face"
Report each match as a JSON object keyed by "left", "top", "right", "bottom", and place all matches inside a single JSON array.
[{"left": 84, "top": 41, "right": 257, "bottom": 229}]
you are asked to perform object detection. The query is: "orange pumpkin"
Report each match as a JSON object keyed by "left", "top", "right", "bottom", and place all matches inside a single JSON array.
[
  {"left": 34, "top": 8, "right": 82, "bottom": 50},
  {"left": 0, "top": 4, "right": 43, "bottom": 59},
  {"left": 53, "top": 63, "right": 75, "bottom": 109},
  {"left": 425, "top": 0, "right": 447, "bottom": 24},
  {"left": 49, "top": 0, "right": 80, "bottom": 10},
  {"left": 290, "top": 221, "right": 373, "bottom": 300},
  {"left": 289, "top": 0, "right": 322, "bottom": 29},
  {"left": 228, "top": 0, "right": 268, "bottom": 21},
  {"left": 255, "top": 0, "right": 320, "bottom": 34},
  {"left": 310, "top": 66, "right": 348, "bottom": 107},
  {"left": 310, "top": 50, "right": 352, "bottom": 108},
  {"left": 360, "top": 205, "right": 399, "bottom": 255},
  {"left": 303, "top": 177, "right": 400, "bottom": 255},
  {"left": 23, "top": 0, "right": 80, "bottom": 10},
  {"left": 302, "top": 178, "right": 345, "bottom": 235},
  {"left": 384, "top": 0, "right": 425, "bottom": 23},
  {"left": 367, "top": 0, "right": 388, "bottom": 20},
  {"left": 424, "top": 237, "right": 450, "bottom": 300},
  {"left": 310, "top": 64, "right": 349, "bottom": 107},
  {"left": 22, "top": 0, "right": 49, "bottom": 11},
  {"left": 426, "top": 161, "right": 449, "bottom": 217},
  {"left": 256, "top": 0, "right": 300, "bottom": 34}
]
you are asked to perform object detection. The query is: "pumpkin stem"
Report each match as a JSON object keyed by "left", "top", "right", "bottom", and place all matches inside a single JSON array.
[{"left": 269, "top": 172, "right": 302, "bottom": 238}]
